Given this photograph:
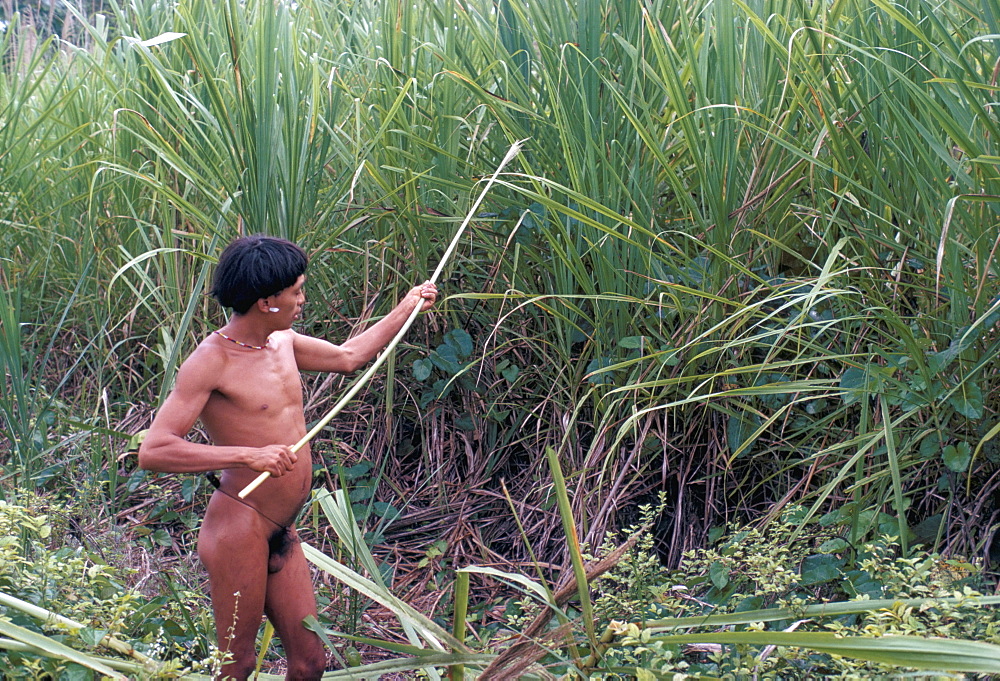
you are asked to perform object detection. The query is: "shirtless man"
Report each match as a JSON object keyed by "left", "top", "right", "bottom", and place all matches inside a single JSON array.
[{"left": 138, "top": 235, "right": 437, "bottom": 680}]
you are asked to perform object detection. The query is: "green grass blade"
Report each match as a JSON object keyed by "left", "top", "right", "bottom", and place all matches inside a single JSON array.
[
  {"left": 0, "top": 619, "right": 127, "bottom": 679},
  {"left": 546, "top": 445, "right": 596, "bottom": 649},
  {"left": 302, "top": 542, "right": 466, "bottom": 653},
  {"left": 642, "top": 631, "right": 1000, "bottom": 674}
]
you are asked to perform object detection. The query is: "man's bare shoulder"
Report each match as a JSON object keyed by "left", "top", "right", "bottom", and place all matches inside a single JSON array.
[
  {"left": 186, "top": 334, "right": 231, "bottom": 363},
  {"left": 284, "top": 327, "right": 335, "bottom": 345},
  {"left": 174, "top": 336, "right": 230, "bottom": 386},
  {"left": 273, "top": 328, "right": 300, "bottom": 342},
  {"left": 282, "top": 328, "right": 329, "bottom": 351}
]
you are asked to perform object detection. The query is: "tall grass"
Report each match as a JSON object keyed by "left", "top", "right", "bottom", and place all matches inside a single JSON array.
[{"left": 1, "top": 0, "right": 1000, "bottom": 671}]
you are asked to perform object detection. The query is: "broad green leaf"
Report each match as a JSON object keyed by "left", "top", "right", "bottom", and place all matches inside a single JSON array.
[
  {"left": 52, "top": 663, "right": 91, "bottom": 681},
  {"left": 412, "top": 358, "right": 432, "bottom": 381},
  {"left": 799, "top": 554, "right": 842, "bottom": 585},
  {"left": 942, "top": 442, "right": 972, "bottom": 472},
  {"left": 151, "top": 529, "right": 172, "bottom": 547},
  {"left": 919, "top": 431, "right": 942, "bottom": 459},
  {"left": 78, "top": 627, "right": 108, "bottom": 648},
  {"left": 500, "top": 363, "right": 520, "bottom": 382},
  {"left": 839, "top": 366, "right": 867, "bottom": 405},
  {"left": 817, "top": 538, "right": 850, "bottom": 553},
  {"left": 585, "top": 357, "right": 615, "bottom": 384},
  {"left": 948, "top": 383, "right": 984, "bottom": 419},
  {"left": 839, "top": 364, "right": 891, "bottom": 404},
  {"left": 928, "top": 328, "right": 978, "bottom": 374},
  {"left": 431, "top": 345, "right": 463, "bottom": 375},
  {"left": 727, "top": 413, "right": 760, "bottom": 457},
  {"left": 619, "top": 335, "right": 647, "bottom": 349},
  {"left": 709, "top": 561, "right": 729, "bottom": 589},
  {"left": 443, "top": 328, "right": 473, "bottom": 358},
  {"left": 180, "top": 476, "right": 199, "bottom": 503}
]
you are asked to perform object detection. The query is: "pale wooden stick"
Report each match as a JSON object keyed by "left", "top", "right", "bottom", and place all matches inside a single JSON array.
[{"left": 239, "top": 140, "right": 525, "bottom": 499}]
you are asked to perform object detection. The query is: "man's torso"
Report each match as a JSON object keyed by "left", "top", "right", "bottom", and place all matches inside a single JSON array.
[{"left": 199, "top": 329, "right": 312, "bottom": 526}]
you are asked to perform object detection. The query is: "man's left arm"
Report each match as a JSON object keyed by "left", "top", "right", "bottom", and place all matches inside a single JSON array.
[{"left": 294, "top": 282, "right": 437, "bottom": 373}]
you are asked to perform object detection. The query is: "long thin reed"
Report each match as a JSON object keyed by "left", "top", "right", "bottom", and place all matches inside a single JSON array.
[{"left": 239, "top": 140, "right": 524, "bottom": 498}]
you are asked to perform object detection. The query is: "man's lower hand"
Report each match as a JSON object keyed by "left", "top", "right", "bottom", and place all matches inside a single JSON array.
[{"left": 250, "top": 445, "right": 297, "bottom": 477}]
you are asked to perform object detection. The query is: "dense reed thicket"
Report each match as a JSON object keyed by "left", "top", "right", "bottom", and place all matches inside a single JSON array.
[{"left": 2, "top": 0, "right": 1000, "bottom": 674}]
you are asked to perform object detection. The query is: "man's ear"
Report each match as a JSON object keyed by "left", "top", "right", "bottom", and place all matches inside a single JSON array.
[{"left": 254, "top": 298, "right": 271, "bottom": 314}]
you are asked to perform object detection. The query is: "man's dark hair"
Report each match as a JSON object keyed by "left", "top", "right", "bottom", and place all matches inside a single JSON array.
[{"left": 211, "top": 235, "right": 308, "bottom": 314}]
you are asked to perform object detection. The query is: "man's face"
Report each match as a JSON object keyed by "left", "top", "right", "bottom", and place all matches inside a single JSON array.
[{"left": 268, "top": 275, "right": 306, "bottom": 326}]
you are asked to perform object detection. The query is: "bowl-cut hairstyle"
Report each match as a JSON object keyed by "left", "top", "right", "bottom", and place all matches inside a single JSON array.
[{"left": 211, "top": 235, "right": 308, "bottom": 314}]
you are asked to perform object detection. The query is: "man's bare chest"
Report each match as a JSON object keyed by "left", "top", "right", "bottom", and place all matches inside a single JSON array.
[{"left": 207, "top": 353, "right": 304, "bottom": 416}]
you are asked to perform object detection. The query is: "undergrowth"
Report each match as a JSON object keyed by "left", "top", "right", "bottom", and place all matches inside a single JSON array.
[
  {"left": 584, "top": 504, "right": 999, "bottom": 679},
  {"left": 0, "top": 498, "right": 220, "bottom": 678}
]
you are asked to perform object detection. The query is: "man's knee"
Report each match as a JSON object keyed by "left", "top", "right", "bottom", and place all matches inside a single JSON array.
[
  {"left": 219, "top": 655, "right": 257, "bottom": 681},
  {"left": 286, "top": 647, "right": 327, "bottom": 679}
]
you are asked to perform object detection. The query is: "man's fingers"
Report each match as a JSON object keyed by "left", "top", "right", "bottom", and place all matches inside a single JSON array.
[
  {"left": 416, "top": 282, "right": 438, "bottom": 309},
  {"left": 256, "top": 445, "right": 297, "bottom": 476},
  {"left": 275, "top": 447, "right": 296, "bottom": 475}
]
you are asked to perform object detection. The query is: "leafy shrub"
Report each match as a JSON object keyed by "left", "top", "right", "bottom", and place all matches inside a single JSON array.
[
  {"left": 0, "top": 498, "right": 216, "bottom": 678},
  {"left": 590, "top": 505, "right": 999, "bottom": 679}
]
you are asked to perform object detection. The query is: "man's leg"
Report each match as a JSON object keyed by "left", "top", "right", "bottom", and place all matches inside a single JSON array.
[
  {"left": 199, "top": 507, "right": 270, "bottom": 680},
  {"left": 264, "top": 531, "right": 327, "bottom": 680}
]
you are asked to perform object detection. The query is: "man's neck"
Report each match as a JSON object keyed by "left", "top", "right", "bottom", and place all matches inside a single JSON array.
[{"left": 219, "top": 314, "right": 274, "bottom": 349}]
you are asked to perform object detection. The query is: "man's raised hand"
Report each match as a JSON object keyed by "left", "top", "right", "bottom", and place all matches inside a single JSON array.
[{"left": 411, "top": 281, "right": 438, "bottom": 311}]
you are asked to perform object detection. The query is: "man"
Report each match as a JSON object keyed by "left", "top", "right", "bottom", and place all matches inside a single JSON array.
[{"left": 138, "top": 234, "right": 437, "bottom": 679}]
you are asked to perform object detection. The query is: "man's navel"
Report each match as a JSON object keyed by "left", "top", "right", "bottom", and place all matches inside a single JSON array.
[{"left": 261, "top": 404, "right": 269, "bottom": 410}]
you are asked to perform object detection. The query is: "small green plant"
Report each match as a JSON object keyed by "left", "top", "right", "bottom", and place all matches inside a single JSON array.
[
  {"left": 412, "top": 327, "right": 478, "bottom": 409},
  {"left": 590, "top": 496, "right": 674, "bottom": 622}
]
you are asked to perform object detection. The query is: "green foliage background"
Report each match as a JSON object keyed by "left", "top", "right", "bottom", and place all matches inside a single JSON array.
[{"left": 1, "top": 0, "right": 1000, "bottom": 674}]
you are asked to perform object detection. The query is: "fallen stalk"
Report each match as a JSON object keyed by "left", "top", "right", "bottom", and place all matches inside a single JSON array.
[
  {"left": 0, "top": 591, "right": 156, "bottom": 669},
  {"left": 0, "top": 638, "right": 149, "bottom": 675},
  {"left": 239, "top": 140, "right": 525, "bottom": 499}
]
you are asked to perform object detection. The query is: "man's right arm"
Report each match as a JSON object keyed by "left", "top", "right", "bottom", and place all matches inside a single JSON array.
[{"left": 137, "top": 351, "right": 296, "bottom": 477}]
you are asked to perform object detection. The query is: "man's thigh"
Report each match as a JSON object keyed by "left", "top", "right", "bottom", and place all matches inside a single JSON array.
[
  {"left": 199, "top": 523, "right": 271, "bottom": 661},
  {"left": 263, "top": 535, "right": 325, "bottom": 660}
]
